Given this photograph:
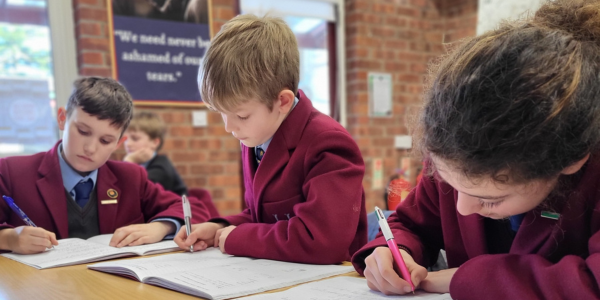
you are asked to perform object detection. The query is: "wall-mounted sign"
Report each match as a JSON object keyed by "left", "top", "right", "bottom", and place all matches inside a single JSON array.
[{"left": 107, "top": 0, "right": 213, "bottom": 106}]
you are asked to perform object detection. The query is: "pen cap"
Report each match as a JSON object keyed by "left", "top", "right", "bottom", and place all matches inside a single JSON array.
[
  {"left": 182, "top": 195, "right": 192, "bottom": 216},
  {"left": 2, "top": 195, "right": 14, "bottom": 205},
  {"left": 374, "top": 206, "right": 394, "bottom": 240}
]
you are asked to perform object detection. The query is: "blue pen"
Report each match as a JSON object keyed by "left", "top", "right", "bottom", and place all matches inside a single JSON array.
[{"left": 2, "top": 195, "right": 55, "bottom": 249}]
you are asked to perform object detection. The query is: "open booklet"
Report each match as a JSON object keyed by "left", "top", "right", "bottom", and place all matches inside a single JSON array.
[
  {"left": 1, "top": 234, "right": 179, "bottom": 269},
  {"left": 238, "top": 276, "right": 451, "bottom": 300},
  {"left": 88, "top": 248, "right": 355, "bottom": 300}
]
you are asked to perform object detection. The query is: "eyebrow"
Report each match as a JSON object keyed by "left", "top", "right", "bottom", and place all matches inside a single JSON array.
[
  {"left": 75, "top": 121, "right": 118, "bottom": 140},
  {"left": 74, "top": 121, "right": 91, "bottom": 130},
  {"left": 436, "top": 168, "right": 509, "bottom": 200}
]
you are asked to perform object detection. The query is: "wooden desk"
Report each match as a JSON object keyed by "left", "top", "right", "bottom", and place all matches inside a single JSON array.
[{"left": 0, "top": 256, "right": 360, "bottom": 300}]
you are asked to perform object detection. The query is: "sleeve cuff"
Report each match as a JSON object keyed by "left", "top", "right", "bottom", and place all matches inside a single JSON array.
[{"left": 152, "top": 217, "right": 181, "bottom": 240}]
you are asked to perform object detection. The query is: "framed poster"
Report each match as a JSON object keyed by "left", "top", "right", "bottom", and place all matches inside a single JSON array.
[
  {"left": 107, "top": 0, "right": 212, "bottom": 107},
  {"left": 368, "top": 72, "right": 392, "bottom": 117}
]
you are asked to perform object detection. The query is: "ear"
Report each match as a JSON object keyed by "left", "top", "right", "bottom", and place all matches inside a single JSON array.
[
  {"left": 116, "top": 136, "right": 127, "bottom": 148},
  {"left": 561, "top": 153, "right": 590, "bottom": 175},
  {"left": 276, "top": 89, "right": 295, "bottom": 115},
  {"left": 57, "top": 107, "right": 67, "bottom": 131},
  {"left": 151, "top": 137, "right": 161, "bottom": 150}
]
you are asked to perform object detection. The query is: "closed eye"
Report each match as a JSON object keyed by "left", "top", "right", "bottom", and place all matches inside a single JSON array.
[
  {"left": 238, "top": 115, "right": 249, "bottom": 120},
  {"left": 478, "top": 199, "right": 504, "bottom": 208}
]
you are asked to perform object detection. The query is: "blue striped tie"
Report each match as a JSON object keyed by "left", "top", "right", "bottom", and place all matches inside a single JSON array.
[
  {"left": 256, "top": 147, "right": 265, "bottom": 164},
  {"left": 73, "top": 179, "right": 93, "bottom": 208}
]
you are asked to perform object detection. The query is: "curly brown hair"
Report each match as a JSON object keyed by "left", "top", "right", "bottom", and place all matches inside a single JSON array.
[{"left": 418, "top": 0, "right": 600, "bottom": 183}]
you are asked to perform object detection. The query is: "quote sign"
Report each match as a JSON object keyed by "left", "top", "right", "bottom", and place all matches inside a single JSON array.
[{"left": 108, "top": 1, "right": 212, "bottom": 106}]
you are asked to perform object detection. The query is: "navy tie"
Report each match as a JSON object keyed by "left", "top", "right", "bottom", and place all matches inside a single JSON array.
[
  {"left": 256, "top": 146, "right": 265, "bottom": 164},
  {"left": 73, "top": 179, "right": 93, "bottom": 208}
]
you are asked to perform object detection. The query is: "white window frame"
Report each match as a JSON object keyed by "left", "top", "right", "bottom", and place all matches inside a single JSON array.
[{"left": 47, "top": 1, "right": 78, "bottom": 124}]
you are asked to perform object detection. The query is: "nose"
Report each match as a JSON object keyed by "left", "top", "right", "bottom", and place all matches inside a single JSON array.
[
  {"left": 222, "top": 113, "right": 236, "bottom": 133},
  {"left": 456, "top": 192, "right": 480, "bottom": 216},
  {"left": 83, "top": 139, "right": 97, "bottom": 156}
]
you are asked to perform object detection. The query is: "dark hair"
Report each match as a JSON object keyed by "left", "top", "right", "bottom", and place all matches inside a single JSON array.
[
  {"left": 419, "top": 0, "right": 600, "bottom": 183},
  {"left": 66, "top": 77, "right": 133, "bottom": 133}
]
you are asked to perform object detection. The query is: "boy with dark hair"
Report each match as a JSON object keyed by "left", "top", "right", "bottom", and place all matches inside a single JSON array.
[
  {"left": 123, "top": 111, "right": 187, "bottom": 196},
  {"left": 0, "top": 77, "right": 209, "bottom": 254}
]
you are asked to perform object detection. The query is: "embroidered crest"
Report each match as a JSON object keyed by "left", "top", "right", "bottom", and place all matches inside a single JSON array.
[{"left": 107, "top": 189, "right": 118, "bottom": 198}]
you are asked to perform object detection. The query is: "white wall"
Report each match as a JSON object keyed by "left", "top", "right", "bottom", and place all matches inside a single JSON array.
[{"left": 477, "top": 0, "right": 546, "bottom": 35}]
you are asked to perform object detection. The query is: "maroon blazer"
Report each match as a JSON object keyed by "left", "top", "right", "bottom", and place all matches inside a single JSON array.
[
  {"left": 211, "top": 90, "right": 368, "bottom": 264},
  {"left": 352, "top": 155, "right": 600, "bottom": 299},
  {"left": 0, "top": 142, "right": 210, "bottom": 239}
]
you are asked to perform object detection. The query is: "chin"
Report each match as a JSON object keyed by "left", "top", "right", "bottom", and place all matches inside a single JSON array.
[{"left": 239, "top": 140, "right": 257, "bottom": 148}]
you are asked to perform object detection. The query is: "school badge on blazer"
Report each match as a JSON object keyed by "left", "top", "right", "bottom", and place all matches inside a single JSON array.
[{"left": 101, "top": 189, "right": 119, "bottom": 205}]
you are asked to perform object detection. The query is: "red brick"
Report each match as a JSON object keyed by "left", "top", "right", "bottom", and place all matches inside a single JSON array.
[
  {"left": 78, "top": 37, "right": 110, "bottom": 51},
  {"left": 79, "top": 52, "right": 104, "bottom": 66},
  {"left": 80, "top": 67, "right": 111, "bottom": 77},
  {"left": 397, "top": 7, "right": 420, "bottom": 17},
  {"left": 208, "top": 112, "right": 223, "bottom": 124},
  {"left": 225, "top": 187, "right": 241, "bottom": 199},
  {"left": 76, "top": 22, "right": 102, "bottom": 37},
  {"left": 75, "top": 7, "right": 108, "bottom": 22},
  {"left": 169, "top": 126, "right": 195, "bottom": 137},
  {"left": 162, "top": 139, "right": 187, "bottom": 151},
  {"left": 372, "top": 3, "right": 395, "bottom": 14},
  {"left": 225, "top": 163, "right": 240, "bottom": 174},
  {"left": 216, "top": 7, "right": 235, "bottom": 20},
  {"left": 211, "top": 0, "right": 236, "bottom": 5},
  {"left": 162, "top": 112, "right": 190, "bottom": 124},
  {"left": 189, "top": 139, "right": 222, "bottom": 149},
  {"left": 224, "top": 138, "right": 241, "bottom": 149},
  {"left": 73, "top": 0, "right": 101, "bottom": 7},
  {"left": 171, "top": 152, "right": 206, "bottom": 163},
  {"left": 384, "top": 62, "right": 408, "bottom": 72},
  {"left": 383, "top": 40, "right": 408, "bottom": 50},
  {"left": 209, "top": 175, "right": 240, "bottom": 187},
  {"left": 373, "top": 138, "right": 394, "bottom": 147},
  {"left": 347, "top": 0, "right": 370, "bottom": 11},
  {"left": 191, "top": 164, "right": 224, "bottom": 175},
  {"left": 186, "top": 177, "right": 208, "bottom": 188}
]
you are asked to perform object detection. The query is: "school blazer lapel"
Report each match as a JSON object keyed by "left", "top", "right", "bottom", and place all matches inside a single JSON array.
[
  {"left": 253, "top": 90, "right": 313, "bottom": 221},
  {"left": 35, "top": 144, "right": 69, "bottom": 239},
  {"left": 96, "top": 165, "right": 120, "bottom": 234}
]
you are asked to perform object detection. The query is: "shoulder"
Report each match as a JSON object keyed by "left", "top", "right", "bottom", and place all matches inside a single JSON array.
[
  {"left": 103, "top": 159, "right": 146, "bottom": 177},
  {"left": 0, "top": 151, "right": 46, "bottom": 171},
  {"left": 147, "top": 155, "right": 174, "bottom": 171},
  {"left": 303, "top": 111, "right": 357, "bottom": 147}
]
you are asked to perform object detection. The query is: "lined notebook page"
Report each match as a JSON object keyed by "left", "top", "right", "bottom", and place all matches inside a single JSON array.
[{"left": 238, "top": 277, "right": 452, "bottom": 300}]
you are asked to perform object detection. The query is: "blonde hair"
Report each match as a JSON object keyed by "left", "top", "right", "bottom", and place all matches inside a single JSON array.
[
  {"left": 128, "top": 111, "right": 166, "bottom": 150},
  {"left": 199, "top": 14, "right": 299, "bottom": 112}
]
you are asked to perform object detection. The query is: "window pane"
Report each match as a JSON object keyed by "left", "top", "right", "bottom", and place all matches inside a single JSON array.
[
  {"left": 0, "top": 0, "right": 58, "bottom": 156},
  {"left": 284, "top": 16, "right": 330, "bottom": 116}
]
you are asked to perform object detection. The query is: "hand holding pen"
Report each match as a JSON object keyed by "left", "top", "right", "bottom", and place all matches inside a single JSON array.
[
  {"left": 363, "top": 207, "right": 428, "bottom": 295},
  {"left": 1, "top": 196, "right": 58, "bottom": 254},
  {"left": 375, "top": 206, "right": 415, "bottom": 292}
]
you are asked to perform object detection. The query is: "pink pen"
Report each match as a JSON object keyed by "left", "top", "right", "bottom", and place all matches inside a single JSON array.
[{"left": 375, "top": 206, "right": 415, "bottom": 293}]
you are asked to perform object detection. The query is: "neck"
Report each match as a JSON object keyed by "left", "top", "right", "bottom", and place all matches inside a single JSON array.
[{"left": 60, "top": 147, "right": 91, "bottom": 177}]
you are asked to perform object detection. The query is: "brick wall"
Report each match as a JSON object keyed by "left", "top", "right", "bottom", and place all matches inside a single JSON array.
[
  {"left": 72, "top": 0, "right": 242, "bottom": 216},
  {"left": 345, "top": 0, "right": 477, "bottom": 212},
  {"left": 72, "top": 0, "right": 477, "bottom": 215}
]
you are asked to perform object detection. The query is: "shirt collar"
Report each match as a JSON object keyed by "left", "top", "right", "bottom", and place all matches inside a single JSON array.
[
  {"left": 140, "top": 152, "right": 157, "bottom": 168},
  {"left": 58, "top": 143, "right": 98, "bottom": 194},
  {"left": 256, "top": 96, "right": 300, "bottom": 153}
]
